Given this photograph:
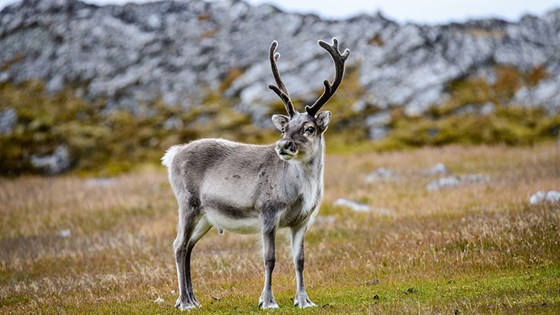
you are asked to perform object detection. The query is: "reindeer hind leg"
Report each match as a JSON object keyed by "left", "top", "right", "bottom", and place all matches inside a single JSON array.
[
  {"left": 173, "top": 198, "right": 202, "bottom": 310},
  {"left": 184, "top": 216, "right": 212, "bottom": 307}
]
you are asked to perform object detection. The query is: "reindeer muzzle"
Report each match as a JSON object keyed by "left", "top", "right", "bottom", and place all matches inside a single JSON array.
[{"left": 275, "top": 139, "right": 297, "bottom": 160}]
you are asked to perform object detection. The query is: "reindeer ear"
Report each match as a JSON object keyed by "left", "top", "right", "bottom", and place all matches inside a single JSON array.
[
  {"left": 315, "top": 111, "right": 331, "bottom": 132},
  {"left": 271, "top": 114, "right": 290, "bottom": 132}
]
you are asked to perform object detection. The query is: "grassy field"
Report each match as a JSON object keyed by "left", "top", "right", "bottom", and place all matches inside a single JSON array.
[{"left": 1, "top": 143, "right": 559, "bottom": 314}]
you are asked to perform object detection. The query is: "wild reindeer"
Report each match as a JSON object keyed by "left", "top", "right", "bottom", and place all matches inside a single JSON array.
[{"left": 162, "top": 38, "right": 349, "bottom": 310}]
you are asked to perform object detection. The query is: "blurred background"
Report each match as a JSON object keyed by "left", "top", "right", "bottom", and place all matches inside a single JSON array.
[{"left": 1, "top": 0, "right": 559, "bottom": 176}]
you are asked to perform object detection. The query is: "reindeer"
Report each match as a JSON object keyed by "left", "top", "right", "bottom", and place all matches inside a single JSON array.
[{"left": 162, "top": 38, "right": 349, "bottom": 310}]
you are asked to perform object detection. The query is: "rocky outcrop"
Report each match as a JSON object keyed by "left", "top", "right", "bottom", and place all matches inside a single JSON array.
[{"left": 1, "top": 0, "right": 559, "bottom": 124}]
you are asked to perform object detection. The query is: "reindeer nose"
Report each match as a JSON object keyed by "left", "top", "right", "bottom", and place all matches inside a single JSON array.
[{"left": 277, "top": 139, "right": 295, "bottom": 152}]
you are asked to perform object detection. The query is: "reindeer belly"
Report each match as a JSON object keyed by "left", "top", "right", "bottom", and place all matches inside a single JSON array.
[
  {"left": 200, "top": 175, "right": 262, "bottom": 234},
  {"left": 202, "top": 198, "right": 261, "bottom": 234}
]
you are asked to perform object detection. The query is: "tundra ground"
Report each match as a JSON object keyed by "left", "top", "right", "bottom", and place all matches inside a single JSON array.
[{"left": 1, "top": 143, "right": 559, "bottom": 314}]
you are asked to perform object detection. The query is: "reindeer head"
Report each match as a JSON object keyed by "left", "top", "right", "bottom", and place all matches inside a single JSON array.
[{"left": 268, "top": 38, "right": 350, "bottom": 162}]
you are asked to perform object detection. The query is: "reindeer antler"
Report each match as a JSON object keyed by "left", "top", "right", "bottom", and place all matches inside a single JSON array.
[
  {"left": 305, "top": 38, "right": 350, "bottom": 117},
  {"left": 268, "top": 41, "right": 297, "bottom": 118}
]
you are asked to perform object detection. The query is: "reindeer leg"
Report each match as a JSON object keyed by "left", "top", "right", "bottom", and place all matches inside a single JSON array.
[
  {"left": 173, "top": 206, "right": 198, "bottom": 310},
  {"left": 174, "top": 196, "right": 209, "bottom": 311},
  {"left": 258, "top": 216, "right": 278, "bottom": 309},
  {"left": 184, "top": 216, "right": 212, "bottom": 308},
  {"left": 291, "top": 223, "right": 316, "bottom": 308}
]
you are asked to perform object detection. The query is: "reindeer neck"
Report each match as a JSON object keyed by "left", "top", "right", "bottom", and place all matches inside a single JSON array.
[{"left": 292, "top": 137, "right": 325, "bottom": 180}]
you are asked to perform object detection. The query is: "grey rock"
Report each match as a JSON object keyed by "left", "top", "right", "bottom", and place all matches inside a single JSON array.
[
  {"left": 57, "top": 228, "right": 71, "bottom": 238},
  {"left": 428, "top": 176, "right": 460, "bottom": 190},
  {"left": 366, "top": 167, "right": 397, "bottom": 182},
  {"left": 0, "top": 108, "right": 17, "bottom": 135},
  {"left": 366, "top": 111, "right": 391, "bottom": 140},
  {"left": 30, "top": 144, "right": 71, "bottom": 174},
  {"left": 368, "top": 127, "right": 389, "bottom": 140},
  {"left": 163, "top": 116, "right": 184, "bottom": 130},
  {"left": 480, "top": 102, "right": 496, "bottom": 115},
  {"left": 529, "top": 191, "right": 560, "bottom": 205},
  {"left": 333, "top": 198, "right": 370, "bottom": 212},
  {"left": 427, "top": 174, "right": 490, "bottom": 191},
  {"left": 513, "top": 75, "right": 560, "bottom": 112},
  {"left": 352, "top": 99, "right": 367, "bottom": 112},
  {"left": 366, "top": 111, "right": 391, "bottom": 126},
  {"left": 0, "top": 0, "right": 559, "bottom": 125},
  {"left": 84, "top": 178, "right": 117, "bottom": 187},
  {"left": 425, "top": 163, "right": 450, "bottom": 175},
  {"left": 454, "top": 102, "right": 496, "bottom": 115},
  {"left": 333, "top": 198, "right": 394, "bottom": 216}
]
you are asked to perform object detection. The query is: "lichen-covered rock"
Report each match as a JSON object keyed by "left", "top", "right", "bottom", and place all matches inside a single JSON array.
[{"left": 0, "top": 0, "right": 558, "bottom": 124}]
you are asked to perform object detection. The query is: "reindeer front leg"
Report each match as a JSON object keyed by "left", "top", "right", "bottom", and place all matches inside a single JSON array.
[
  {"left": 291, "top": 223, "right": 316, "bottom": 308},
  {"left": 259, "top": 220, "right": 278, "bottom": 309}
]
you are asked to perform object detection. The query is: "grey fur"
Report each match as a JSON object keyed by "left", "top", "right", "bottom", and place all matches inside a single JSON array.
[{"left": 162, "top": 38, "right": 349, "bottom": 311}]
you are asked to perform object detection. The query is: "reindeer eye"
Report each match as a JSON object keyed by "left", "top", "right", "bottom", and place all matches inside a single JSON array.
[{"left": 305, "top": 126, "right": 315, "bottom": 134}]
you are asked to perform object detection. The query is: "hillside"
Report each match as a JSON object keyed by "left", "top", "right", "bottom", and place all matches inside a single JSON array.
[{"left": 1, "top": 0, "right": 559, "bottom": 174}]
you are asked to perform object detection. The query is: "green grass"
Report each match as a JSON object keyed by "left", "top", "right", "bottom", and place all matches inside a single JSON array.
[
  {"left": 304, "top": 267, "right": 560, "bottom": 314},
  {"left": 4, "top": 266, "right": 556, "bottom": 314}
]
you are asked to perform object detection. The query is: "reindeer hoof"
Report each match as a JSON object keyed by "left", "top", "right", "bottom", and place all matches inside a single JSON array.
[
  {"left": 175, "top": 297, "right": 199, "bottom": 311},
  {"left": 258, "top": 296, "right": 279, "bottom": 309},
  {"left": 258, "top": 301, "right": 279, "bottom": 309},
  {"left": 258, "top": 289, "right": 279, "bottom": 309},
  {"left": 294, "top": 293, "right": 316, "bottom": 308}
]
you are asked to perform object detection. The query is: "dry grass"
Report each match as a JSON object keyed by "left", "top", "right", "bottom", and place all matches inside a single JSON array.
[{"left": 1, "top": 143, "right": 559, "bottom": 314}]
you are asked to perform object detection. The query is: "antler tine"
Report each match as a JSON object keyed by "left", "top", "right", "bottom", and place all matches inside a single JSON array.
[
  {"left": 268, "top": 40, "right": 297, "bottom": 118},
  {"left": 305, "top": 38, "right": 350, "bottom": 117}
]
